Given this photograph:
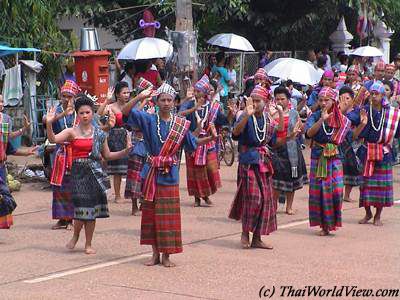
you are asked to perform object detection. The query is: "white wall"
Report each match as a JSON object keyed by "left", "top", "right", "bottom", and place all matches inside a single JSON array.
[{"left": 57, "top": 16, "right": 124, "bottom": 50}]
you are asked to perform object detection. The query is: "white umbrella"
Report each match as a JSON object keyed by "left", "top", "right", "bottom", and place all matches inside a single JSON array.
[
  {"left": 207, "top": 33, "right": 255, "bottom": 52},
  {"left": 264, "top": 58, "right": 321, "bottom": 86},
  {"left": 117, "top": 37, "right": 173, "bottom": 60},
  {"left": 350, "top": 46, "right": 383, "bottom": 57}
]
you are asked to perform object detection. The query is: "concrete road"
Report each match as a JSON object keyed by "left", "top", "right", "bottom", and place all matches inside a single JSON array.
[{"left": 0, "top": 152, "right": 399, "bottom": 299}]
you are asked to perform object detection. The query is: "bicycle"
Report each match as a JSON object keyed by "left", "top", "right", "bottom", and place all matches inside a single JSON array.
[{"left": 218, "top": 126, "right": 235, "bottom": 166}]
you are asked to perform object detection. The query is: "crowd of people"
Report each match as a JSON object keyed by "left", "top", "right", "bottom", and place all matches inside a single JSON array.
[{"left": 0, "top": 49, "right": 399, "bottom": 268}]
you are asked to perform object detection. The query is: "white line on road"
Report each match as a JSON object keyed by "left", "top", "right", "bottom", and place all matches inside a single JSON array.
[
  {"left": 24, "top": 218, "right": 310, "bottom": 284},
  {"left": 23, "top": 254, "right": 151, "bottom": 284}
]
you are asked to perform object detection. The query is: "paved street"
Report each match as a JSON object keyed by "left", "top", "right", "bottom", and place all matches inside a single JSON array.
[{"left": 1, "top": 152, "right": 399, "bottom": 299}]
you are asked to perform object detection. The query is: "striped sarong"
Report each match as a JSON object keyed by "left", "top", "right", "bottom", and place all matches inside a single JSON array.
[
  {"left": 124, "top": 154, "right": 145, "bottom": 199},
  {"left": 360, "top": 161, "right": 393, "bottom": 208},
  {"left": 52, "top": 174, "right": 74, "bottom": 220},
  {"left": 140, "top": 184, "right": 182, "bottom": 254},
  {"left": 186, "top": 150, "right": 221, "bottom": 198},
  {"left": 309, "top": 157, "right": 343, "bottom": 231},
  {"left": 229, "top": 164, "right": 277, "bottom": 235}
]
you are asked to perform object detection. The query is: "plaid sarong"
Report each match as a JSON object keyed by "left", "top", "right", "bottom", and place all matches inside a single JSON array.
[
  {"left": 142, "top": 116, "right": 190, "bottom": 202},
  {"left": 309, "top": 157, "right": 343, "bottom": 231},
  {"left": 229, "top": 164, "right": 277, "bottom": 236},
  {"left": 360, "top": 161, "right": 393, "bottom": 208},
  {"left": 193, "top": 101, "right": 220, "bottom": 166},
  {"left": 186, "top": 150, "right": 221, "bottom": 197},
  {"left": 124, "top": 154, "right": 145, "bottom": 199},
  {"left": 140, "top": 184, "right": 182, "bottom": 254}
]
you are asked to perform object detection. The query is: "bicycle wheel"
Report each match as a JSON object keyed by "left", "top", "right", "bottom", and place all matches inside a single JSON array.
[{"left": 223, "top": 136, "right": 235, "bottom": 166}]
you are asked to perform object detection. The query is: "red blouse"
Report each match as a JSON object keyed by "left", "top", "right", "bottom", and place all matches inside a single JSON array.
[
  {"left": 275, "top": 115, "right": 290, "bottom": 139},
  {"left": 115, "top": 112, "right": 124, "bottom": 127},
  {"left": 71, "top": 138, "right": 93, "bottom": 159}
]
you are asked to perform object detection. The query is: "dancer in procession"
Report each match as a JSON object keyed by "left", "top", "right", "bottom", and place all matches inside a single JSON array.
[
  {"left": 229, "top": 85, "right": 283, "bottom": 249},
  {"left": 121, "top": 78, "right": 154, "bottom": 215},
  {"left": 43, "top": 80, "right": 80, "bottom": 230},
  {"left": 305, "top": 87, "right": 351, "bottom": 236},
  {"left": 97, "top": 82, "right": 130, "bottom": 203},
  {"left": 271, "top": 86, "right": 308, "bottom": 215},
  {"left": 347, "top": 81, "right": 400, "bottom": 226},
  {"left": 126, "top": 83, "right": 218, "bottom": 267},
  {"left": 179, "top": 75, "right": 232, "bottom": 207},
  {"left": 46, "top": 94, "right": 131, "bottom": 254},
  {"left": 338, "top": 86, "right": 363, "bottom": 203}
]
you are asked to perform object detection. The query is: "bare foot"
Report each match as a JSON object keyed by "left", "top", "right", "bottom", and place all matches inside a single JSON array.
[
  {"left": 318, "top": 229, "right": 329, "bottom": 236},
  {"left": 241, "top": 232, "right": 250, "bottom": 249},
  {"left": 85, "top": 246, "right": 96, "bottom": 255},
  {"left": 144, "top": 254, "right": 160, "bottom": 266},
  {"left": 285, "top": 209, "right": 296, "bottom": 215},
  {"left": 194, "top": 198, "right": 201, "bottom": 207},
  {"left": 203, "top": 197, "right": 213, "bottom": 206},
  {"left": 373, "top": 218, "right": 383, "bottom": 226},
  {"left": 131, "top": 201, "right": 139, "bottom": 216},
  {"left": 52, "top": 220, "right": 67, "bottom": 230},
  {"left": 359, "top": 214, "right": 373, "bottom": 224},
  {"left": 65, "top": 221, "right": 73, "bottom": 231},
  {"left": 66, "top": 235, "right": 79, "bottom": 250},
  {"left": 251, "top": 238, "right": 273, "bottom": 249},
  {"left": 161, "top": 254, "right": 176, "bottom": 267}
]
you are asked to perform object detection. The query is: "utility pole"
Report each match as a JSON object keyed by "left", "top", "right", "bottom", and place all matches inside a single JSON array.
[{"left": 174, "top": 0, "right": 197, "bottom": 95}]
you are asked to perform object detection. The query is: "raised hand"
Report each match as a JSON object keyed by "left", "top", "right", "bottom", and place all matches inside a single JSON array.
[
  {"left": 65, "top": 99, "right": 74, "bottom": 115},
  {"left": 46, "top": 107, "right": 57, "bottom": 124},
  {"left": 107, "top": 86, "right": 115, "bottom": 103},
  {"left": 244, "top": 97, "right": 255, "bottom": 116},
  {"left": 139, "top": 88, "right": 153, "bottom": 100},
  {"left": 321, "top": 108, "right": 332, "bottom": 121},
  {"left": 209, "top": 124, "right": 218, "bottom": 139},
  {"left": 125, "top": 131, "right": 133, "bottom": 152},
  {"left": 108, "top": 110, "right": 116, "bottom": 128},
  {"left": 23, "top": 114, "right": 31, "bottom": 130},
  {"left": 360, "top": 108, "right": 368, "bottom": 125}
]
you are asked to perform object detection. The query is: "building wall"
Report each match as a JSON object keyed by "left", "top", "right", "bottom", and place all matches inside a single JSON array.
[{"left": 57, "top": 16, "right": 124, "bottom": 50}]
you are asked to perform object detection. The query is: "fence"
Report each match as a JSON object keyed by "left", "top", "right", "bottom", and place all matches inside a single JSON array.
[{"left": 198, "top": 51, "right": 292, "bottom": 92}]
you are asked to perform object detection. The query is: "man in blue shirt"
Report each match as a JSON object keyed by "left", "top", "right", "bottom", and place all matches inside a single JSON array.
[{"left": 212, "top": 52, "right": 234, "bottom": 111}]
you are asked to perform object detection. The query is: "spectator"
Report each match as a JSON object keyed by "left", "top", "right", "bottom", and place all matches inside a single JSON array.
[
  {"left": 322, "top": 46, "right": 332, "bottom": 70},
  {"left": 204, "top": 54, "right": 217, "bottom": 77},
  {"left": 212, "top": 52, "right": 234, "bottom": 111},
  {"left": 119, "top": 62, "right": 135, "bottom": 92},
  {"left": 225, "top": 56, "right": 237, "bottom": 97},
  {"left": 134, "top": 59, "right": 162, "bottom": 88}
]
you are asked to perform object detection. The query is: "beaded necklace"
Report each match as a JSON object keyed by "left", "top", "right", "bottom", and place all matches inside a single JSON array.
[
  {"left": 156, "top": 112, "right": 173, "bottom": 143},
  {"left": 252, "top": 113, "right": 267, "bottom": 143}
]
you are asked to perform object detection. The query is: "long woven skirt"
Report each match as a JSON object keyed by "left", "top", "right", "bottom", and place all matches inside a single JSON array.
[
  {"left": 107, "top": 127, "right": 128, "bottom": 175},
  {"left": 140, "top": 184, "right": 182, "bottom": 254},
  {"left": 124, "top": 154, "right": 145, "bottom": 199},
  {"left": 71, "top": 160, "right": 109, "bottom": 221},
  {"left": 360, "top": 161, "right": 393, "bottom": 208},
  {"left": 229, "top": 164, "right": 277, "bottom": 236},
  {"left": 342, "top": 155, "right": 362, "bottom": 186},
  {"left": 309, "top": 157, "right": 343, "bottom": 231},
  {"left": 272, "top": 144, "right": 308, "bottom": 192},
  {"left": 185, "top": 150, "right": 221, "bottom": 198},
  {"left": 52, "top": 174, "right": 74, "bottom": 220}
]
